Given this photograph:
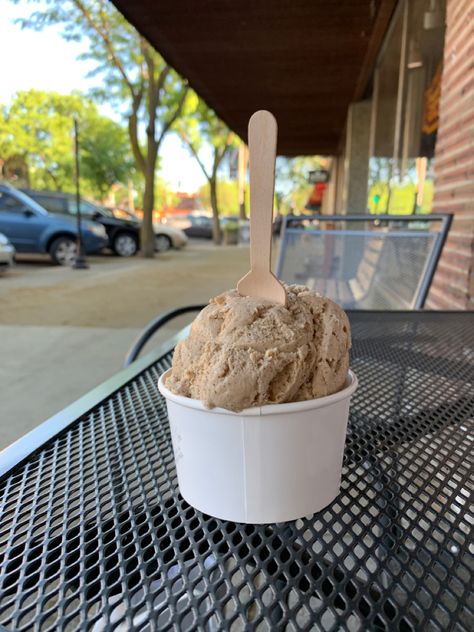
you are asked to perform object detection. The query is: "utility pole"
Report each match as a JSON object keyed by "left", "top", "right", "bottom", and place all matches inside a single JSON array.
[{"left": 72, "top": 117, "right": 89, "bottom": 269}]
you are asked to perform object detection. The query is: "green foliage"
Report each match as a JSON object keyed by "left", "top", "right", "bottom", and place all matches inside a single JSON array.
[
  {"left": 80, "top": 114, "right": 134, "bottom": 196},
  {"left": 178, "top": 94, "right": 239, "bottom": 242},
  {"left": 154, "top": 178, "right": 179, "bottom": 210},
  {"left": 275, "top": 156, "right": 324, "bottom": 213},
  {"left": 177, "top": 92, "right": 239, "bottom": 184},
  {"left": 12, "top": 0, "right": 190, "bottom": 255},
  {"left": 223, "top": 220, "right": 239, "bottom": 233},
  {"left": 12, "top": 0, "right": 189, "bottom": 161},
  {"left": 177, "top": 93, "right": 237, "bottom": 156},
  {"left": 0, "top": 89, "right": 132, "bottom": 196},
  {"left": 198, "top": 179, "right": 246, "bottom": 216}
]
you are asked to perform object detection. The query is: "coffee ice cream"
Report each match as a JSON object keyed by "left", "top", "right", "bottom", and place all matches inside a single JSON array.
[{"left": 164, "top": 284, "right": 351, "bottom": 412}]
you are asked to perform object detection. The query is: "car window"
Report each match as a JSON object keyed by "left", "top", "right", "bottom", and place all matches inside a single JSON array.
[
  {"left": 3, "top": 189, "right": 48, "bottom": 215},
  {"left": 81, "top": 200, "right": 100, "bottom": 216},
  {"left": 194, "top": 217, "right": 210, "bottom": 226},
  {"left": 66, "top": 197, "right": 108, "bottom": 218},
  {"left": 0, "top": 192, "right": 28, "bottom": 213},
  {"left": 35, "top": 196, "right": 67, "bottom": 214},
  {"left": 79, "top": 200, "right": 99, "bottom": 216},
  {"left": 61, "top": 198, "right": 90, "bottom": 218}
]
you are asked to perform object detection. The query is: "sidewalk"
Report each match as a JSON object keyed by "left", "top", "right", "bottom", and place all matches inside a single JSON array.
[{"left": 0, "top": 242, "right": 250, "bottom": 449}]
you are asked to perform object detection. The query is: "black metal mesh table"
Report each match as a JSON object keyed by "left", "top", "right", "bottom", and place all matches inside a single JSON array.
[{"left": 1, "top": 312, "right": 473, "bottom": 632}]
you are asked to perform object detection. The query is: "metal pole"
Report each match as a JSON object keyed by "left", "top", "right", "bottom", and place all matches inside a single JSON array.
[
  {"left": 392, "top": 0, "right": 409, "bottom": 182},
  {"left": 72, "top": 117, "right": 89, "bottom": 269},
  {"left": 368, "top": 67, "right": 379, "bottom": 161}
]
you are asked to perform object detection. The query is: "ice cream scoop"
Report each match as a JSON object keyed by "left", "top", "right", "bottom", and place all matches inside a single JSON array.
[{"left": 164, "top": 284, "right": 351, "bottom": 412}]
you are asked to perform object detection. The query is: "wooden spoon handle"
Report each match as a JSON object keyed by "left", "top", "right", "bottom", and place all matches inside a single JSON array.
[{"left": 248, "top": 110, "right": 277, "bottom": 272}]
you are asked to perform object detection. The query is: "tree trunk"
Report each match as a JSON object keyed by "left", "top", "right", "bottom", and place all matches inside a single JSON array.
[
  {"left": 128, "top": 98, "right": 156, "bottom": 257},
  {"left": 209, "top": 176, "right": 222, "bottom": 244},
  {"left": 140, "top": 59, "right": 160, "bottom": 259},
  {"left": 141, "top": 164, "right": 155, "bottom": 257}
]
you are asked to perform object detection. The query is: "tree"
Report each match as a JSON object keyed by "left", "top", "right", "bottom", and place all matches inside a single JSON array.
[
  {"left": 13, "top": 0, "right": 189, "bottom": 256},
  {"left": 154, "top": 177, "right": 179, "bottom": 212},
  {"left": 177, "top": 96, "right": 237, "bottom": 243},
  {"left": 198, "top": 179, "right": 249, "bottom": 217},
  {"left": 80, "top": 113, "right": 134, "bottom": 197},
  {"left": 0, "top": 89, "right": 132, "bottom": 196}
]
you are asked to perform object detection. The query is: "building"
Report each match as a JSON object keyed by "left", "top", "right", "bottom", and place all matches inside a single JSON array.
[
  {"left": 336, "top": 0, "right": 473, "bottom": 310},
  {"left": 164, "top": 192, "right": 205, "bottom": 218},
  {"left": 113, "top": 0, "right": 473, "bottom": 309}
]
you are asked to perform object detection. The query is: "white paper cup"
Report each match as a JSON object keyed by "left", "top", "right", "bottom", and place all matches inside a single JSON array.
[{"left": 158, "top": 369, "right": 357, "bottom": 524}]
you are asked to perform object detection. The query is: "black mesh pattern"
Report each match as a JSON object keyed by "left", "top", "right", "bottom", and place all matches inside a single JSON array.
[{"left": 1, "top": 313, "right": 473, "bottom": 631}]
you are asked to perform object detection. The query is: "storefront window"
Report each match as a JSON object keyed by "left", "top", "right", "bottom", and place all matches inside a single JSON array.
[{"left": 368, "top": 0, "right": 446, "bottom": 215}]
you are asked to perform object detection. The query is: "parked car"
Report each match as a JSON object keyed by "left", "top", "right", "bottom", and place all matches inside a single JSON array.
[
  {"left": 23, "top": 189, "right": 141, "bottom": 257},
  {"left": 23, "top": 190, "right": 187, "bottom": 254},
  {"left": 180, "top": 214, "right": 247, "bottom": 240},
  {"left": 153, "top": 221, "right": 188, "bottom": 251},
  {"left": 113, "top": 207, "right": 187, "bottom": 252},
  {"left": 182, "top": 214, "right": 214, "bottom": 239},
  {"left": 0, "top": 185, "right": 107, "bottom": 265},
  {"left": 0, "top": 232, "right": 15, "bottom": 275}
]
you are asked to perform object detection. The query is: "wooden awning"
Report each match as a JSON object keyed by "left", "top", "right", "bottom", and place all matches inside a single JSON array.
[{"left": 112, "top": 0, "right": 396, "bottom": 155}]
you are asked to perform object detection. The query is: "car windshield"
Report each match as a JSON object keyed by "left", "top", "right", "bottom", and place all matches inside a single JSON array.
[
  {"left": 68, "top": 197, "right": 113, "bottom": 217},
  {"left": 94, "top": 205, "right": 113, "bottom": 217},
  {"left": 11, "top": 189, "right": 49, "bottom": 215}
]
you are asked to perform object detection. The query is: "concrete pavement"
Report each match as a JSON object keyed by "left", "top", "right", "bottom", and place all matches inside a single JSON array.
[{"left": 0, "top": 242, "right": 250, "bottom": 449}]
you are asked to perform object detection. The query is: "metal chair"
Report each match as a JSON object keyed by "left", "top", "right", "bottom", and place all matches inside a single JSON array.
[
  {"left": 276, "top": 214, "right": 452, "bottom": 310},
  {"left": 124, "top": 214, "right": 451, "bottom": 366},
  {"left": 124, "top": 305, "right": 205, "bottom": 367}
]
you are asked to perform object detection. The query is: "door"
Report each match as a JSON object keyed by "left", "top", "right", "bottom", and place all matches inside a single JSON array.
[{"left": 0, "top": 191, "right": 48, "bottom": 252}]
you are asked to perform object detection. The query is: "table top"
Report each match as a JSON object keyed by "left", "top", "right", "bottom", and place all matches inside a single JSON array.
[{"left": 0, "top": 311, "right": 473, "bottom": 632}]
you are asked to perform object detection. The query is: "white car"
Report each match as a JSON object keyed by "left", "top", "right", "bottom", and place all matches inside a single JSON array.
[
  {"left": 0, "top": 232, "right": 15, "bottom": 275},
  {"left": 153, "top": 223, "right": 188, "bottom": 252}
]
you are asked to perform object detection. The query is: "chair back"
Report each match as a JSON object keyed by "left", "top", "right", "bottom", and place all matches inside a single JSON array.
[{"left": 276, "top": 214, "right": 452, "bottom": 309}]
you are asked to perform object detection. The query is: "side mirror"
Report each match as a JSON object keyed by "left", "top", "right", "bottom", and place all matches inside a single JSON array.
[{"left": 23, "top": 208, "right": 35, "bottom": 218}]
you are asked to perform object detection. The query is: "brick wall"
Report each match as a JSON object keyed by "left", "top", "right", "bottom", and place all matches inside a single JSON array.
[{"left": 426, "top": 0, "right": 474, "bottom": 310}]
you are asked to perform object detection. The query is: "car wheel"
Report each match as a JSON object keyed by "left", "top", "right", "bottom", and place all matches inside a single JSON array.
[
  {"left": 49, "top": 236, "right": 77, "bottom": 266},
  {"left": 113, "top": 232, "right": 138, "bottom": 257},
  {"left": 155, "top": 234, "right": 172, "bottom": 252}
]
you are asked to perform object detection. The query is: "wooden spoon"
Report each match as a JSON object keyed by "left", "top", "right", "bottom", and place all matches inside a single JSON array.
[{"left": 237, "top": 110, "right": 286, "bottom": 305}]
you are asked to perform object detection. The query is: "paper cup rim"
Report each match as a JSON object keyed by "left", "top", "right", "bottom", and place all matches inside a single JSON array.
[{"left": 158, "top": 369, "right": 357, "bottom": 417}]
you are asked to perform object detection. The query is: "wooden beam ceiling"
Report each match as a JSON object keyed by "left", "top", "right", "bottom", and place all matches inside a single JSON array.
[{"left": 112, "top": 0, "right": 397, "bottom": 155}]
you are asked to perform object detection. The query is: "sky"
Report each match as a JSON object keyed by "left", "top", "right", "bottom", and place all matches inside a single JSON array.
[{"left": 0, "top": 0, "right": 208, "bottom": 192}]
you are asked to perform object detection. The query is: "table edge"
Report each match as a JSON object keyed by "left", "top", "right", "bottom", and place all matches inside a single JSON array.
[{"left": 1, "top": 310, "right": 471, "bottom": 480}]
